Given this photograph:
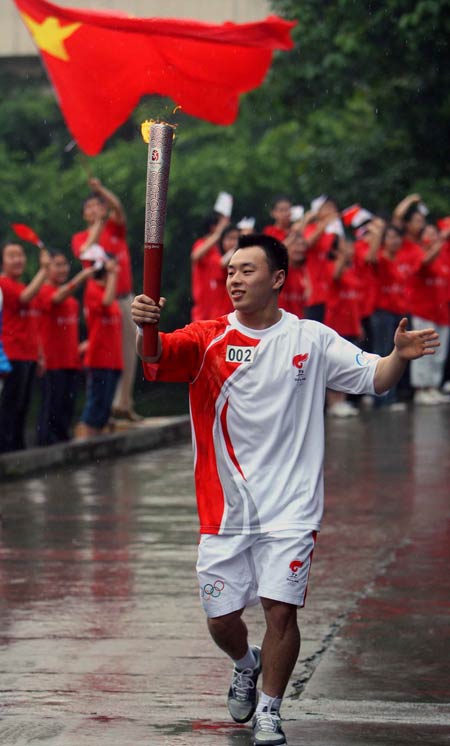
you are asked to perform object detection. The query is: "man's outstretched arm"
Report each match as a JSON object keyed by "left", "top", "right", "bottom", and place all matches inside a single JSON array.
[
  {"left": 374, "top": 317, "right": 440, "bottom": 394},
  {"left": 131, "top": 294, "right": 166, "bottom": 363}
]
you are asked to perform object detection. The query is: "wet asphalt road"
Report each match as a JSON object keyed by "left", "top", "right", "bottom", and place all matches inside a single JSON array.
[{"left": 0, "top": 406, "right": 449, "bottom": 745}]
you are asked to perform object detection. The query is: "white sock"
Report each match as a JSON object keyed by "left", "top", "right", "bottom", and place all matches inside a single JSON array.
[
  {"left": 256, "top": 691, "right": 282, "bottom": 714},
  {"left": 233, "top": 646, "right": 257, "bottom": 670}
]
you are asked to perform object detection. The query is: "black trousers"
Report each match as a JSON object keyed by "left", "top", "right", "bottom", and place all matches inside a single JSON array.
[
  {"left": 37, "top": 369, "right": 79, "bottom": 446},
  {"left": 0, "top": 360, "right": 36, "bottom": 453}
]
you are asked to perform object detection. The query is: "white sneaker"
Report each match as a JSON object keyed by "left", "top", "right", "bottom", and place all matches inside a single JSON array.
[
  {"left": 328, "top": 401, "right": 358, "bottom": 418},
  {"left": 441, "top": 381, "right": 450, "bottom": 394},
  {"left": 360, "top": 395, "right": 375, "bottom": 409},
  {"left": 387, "top": 402, "right": 407, "bottom": 412},
  {"left": 414, "top": 390, "right": 439, "bottom": 405},
  {"left": 227, "top": 646, "right": 261, "bottom": 723},
  {"left": 430, "top": 389, "right": 450, "bottom": 403},
  {"left": 252, "top": 708, "right": 286, "bottom": 745}
]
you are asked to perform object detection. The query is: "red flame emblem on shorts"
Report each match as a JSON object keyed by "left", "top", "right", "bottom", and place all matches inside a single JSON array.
[
  {"left": 289, "top": 560, "right": 304, "bottom": 573},
  {"left": 292, "top": 353, "right": 309, "bottom": 369}
]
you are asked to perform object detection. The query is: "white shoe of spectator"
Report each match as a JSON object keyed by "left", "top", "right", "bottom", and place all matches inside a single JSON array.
[
  {"left": 441, "top": 381, "right": 450, "bottom": 394},
  {"left": 415, "top": 390, "right": 439, "bottom": 405},
  {"left": 328, "top": 401, "right": 358, "bottom": 418},
  {"left": 360, "top": 395, "right": 374, "bottom": 409},
  {"left": 387, "top": 401, "right": 407, "bottom": 412},
  {"left": 430, "top": 388, "right": 450, "bottom": 404}
]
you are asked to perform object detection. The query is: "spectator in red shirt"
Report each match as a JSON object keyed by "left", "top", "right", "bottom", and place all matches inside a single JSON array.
[
  {"left": 303, "top": 196, "right": 344, "bottom": 323},
  {"left": 279, "top": 233, "right": 309, "bottom": 318},
  {"left": 72, "top": 177, "right": 139, "bottom": 423},
  {"left": 409, "top": 223, "right": 450, "bottom": 404},
  {"left": 36, "top": 252, "right": 94, "bottom": 445},
  {"left": 0, "top": 242, "right": 50, "bottom": 451},
  {"left": 367, "top": 225, "right": 409, "bottom": 409},
  {"left": 191, "top": 213, "right": 232, "bottom": 320},
  {"left": 324, "top": 241, "right": 362, "bottom": 417},
  {"left": 397, "top": 202, "right": 426, "bottom": 298},
  {"left": 263, "top": 195, "right": 292, "bottom": 243},
  {"left": 218, "top": 224, "right": 240, "bottom": 267},
  {"left": 78, "top": 252, "right": 123, "bottom": 437},
  {"left": 351, "top": 218, "right": 385, "bottom": 352},
  {"left": 0, "top": 287, "right": 12, "bottom": 396}
]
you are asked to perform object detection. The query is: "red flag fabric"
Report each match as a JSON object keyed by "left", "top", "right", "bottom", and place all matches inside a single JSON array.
[
  {"left": 11, "top": 223, "right": 44, "bottom": 247},
  {"left": 13, "top": 0, "right": 296, "bottom": 155}
]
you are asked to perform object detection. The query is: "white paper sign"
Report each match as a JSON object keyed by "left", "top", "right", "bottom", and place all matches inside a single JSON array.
[
  {"left": 290, "top": 205, "right": 305, "bottom": 221},
  {"left": 311, "top": 195, "right": 328, "bottom": 214},
  {"left": 214, "top": 191, "right": 233, "bottom": 217},
  {"left": 325, "top": 218, "right": 345, "bottom": 237},
  {"left": 237, "top": 216, "right": 255, "bottom": 230}
]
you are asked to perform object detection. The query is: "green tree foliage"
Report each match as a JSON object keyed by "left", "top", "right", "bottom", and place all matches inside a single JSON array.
[{"left": 270, "top": 0, "right": 450, "bottom": 209}]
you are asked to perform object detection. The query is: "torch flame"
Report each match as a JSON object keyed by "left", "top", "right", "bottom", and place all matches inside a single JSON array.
[{"left": 141, "top": 120, "right": 177, "bottom": 144}]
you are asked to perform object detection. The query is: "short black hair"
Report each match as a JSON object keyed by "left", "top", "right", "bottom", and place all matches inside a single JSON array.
[
  {"left": 270, "top": 194, "right": 291, "bottom": 210},
  {"left": 383, "top": 224, "right": 403, "bottom": 240},
  {"left": 403, "top": 203, "right": 420, "bottom": 223},
  {"left": 202, "top": 211, "right": 221, "bottom": 235},
  {"left": 48, "top": 248, "right": 68, "bottom": 260},
  {"left": 83, "top": 192, "right": 106, "bottom": 208},
  {"left": 237, "top": 233, "right": 289, "bottom": 281}
]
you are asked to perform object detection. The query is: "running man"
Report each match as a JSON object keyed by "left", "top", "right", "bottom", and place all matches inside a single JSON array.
[{"left": 131, "top": 234, "right": 439, "bottom": 746}]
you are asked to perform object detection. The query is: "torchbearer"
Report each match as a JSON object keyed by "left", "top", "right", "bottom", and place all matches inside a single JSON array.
[
  {"left": 131, "top": 231, "right": 440, "bottom": 746},
  {"left": 141, "top": 120, "right": 176, "bottom": 358}
]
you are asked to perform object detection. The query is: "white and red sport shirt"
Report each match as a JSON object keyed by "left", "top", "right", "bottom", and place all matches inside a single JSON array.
[{"left": 143, "top": 311, "right": 379, "bottom": 536}]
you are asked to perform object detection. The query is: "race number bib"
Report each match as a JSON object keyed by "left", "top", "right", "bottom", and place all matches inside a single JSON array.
[{"left": 225, "top": 345, "right": 256, "bottom": 364}]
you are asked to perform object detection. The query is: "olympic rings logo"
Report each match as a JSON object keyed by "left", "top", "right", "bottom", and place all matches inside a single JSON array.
[{"left": 201, "top": 579, "right": 225, "bottom": 600}]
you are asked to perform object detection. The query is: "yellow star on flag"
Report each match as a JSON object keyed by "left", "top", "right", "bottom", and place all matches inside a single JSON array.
[{"left": 20, "top": 12, "right": 81, "bottom": 62}]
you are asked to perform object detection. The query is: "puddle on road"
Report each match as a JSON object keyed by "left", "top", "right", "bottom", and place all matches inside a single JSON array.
[{"left": 154, "top": 719, "right": 252, "bottom": 743}]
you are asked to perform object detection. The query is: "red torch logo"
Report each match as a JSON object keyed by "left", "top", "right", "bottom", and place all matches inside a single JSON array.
[
  {"left": 289, "top": 560, "right": 304, "bottom": 573},
  {"left": 292, "top": 353, "right": 309, "bottom": 369}
]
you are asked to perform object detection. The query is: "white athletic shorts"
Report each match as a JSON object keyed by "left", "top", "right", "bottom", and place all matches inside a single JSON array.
[{"left": 196, "top": 529, "right": 317, "bottom": 618}]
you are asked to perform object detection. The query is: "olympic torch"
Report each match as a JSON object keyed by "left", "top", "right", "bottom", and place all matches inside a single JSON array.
[{"left": 141, "top": 120, "right": 176, "bottom": 357}]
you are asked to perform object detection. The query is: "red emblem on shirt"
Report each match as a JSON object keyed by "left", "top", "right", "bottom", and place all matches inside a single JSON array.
[
  {"left": 292, "top": 353, "right": 309, "bottom": 369},
  {"left": 289, "top": 560, "right": 304, "bottom": 573}
]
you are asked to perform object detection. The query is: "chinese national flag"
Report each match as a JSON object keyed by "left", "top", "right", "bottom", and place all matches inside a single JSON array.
[{"left": 13, "top": 0, "right": 295, "bottom": 155}]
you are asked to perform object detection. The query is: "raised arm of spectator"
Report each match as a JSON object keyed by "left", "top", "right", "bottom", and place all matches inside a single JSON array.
[
  {"left": 51, "top": 266, "right": 96, "bottom": 304},
  {"left": 102, "top": 260, "right": 119, "bottom": 306},
  {"left": 191, "top": 216, "right": 230, "bottom": 263},
  {"left": 332, "top": 242, "right": 352, "bottom": 280},
  {"left": 19, "top": 249, "right": 50, "bottom": 304},
  {"left": 304, "top": 211, "right": 340, "bottom": 249},
  {"left": 365, "top": 218, "right": 386, "bottom": 263},
  {"left": 89, "top": 177, "right": 126, "bottom": 225},
  {"left": 290, "top": 209, "right": 315, "bottom": 236},
  {"left": 79, "top": 217, "right": 105, "bottom": 254},
  {"left": 392, "top": 193, "right": 421, "bottom": 228},
  {"left": 303, "top": 217, "right": 325, "bottom": 248},
  {"left": 373, "top": 317, "right": 439, "bottom": 394},
  {"left": 421, "top": 234, "right": 447, "bottom": 266}
]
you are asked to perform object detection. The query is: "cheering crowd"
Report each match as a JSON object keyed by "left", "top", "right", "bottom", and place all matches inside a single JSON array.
[
  {"left": 0, "top": 178, "right": 137, "bottom": 453},
  {"left": 191, "top": 192, "right": 450, "bottom": 416},
  {"left": 0, "top": 182, "right": 449, "bottom": 453}
]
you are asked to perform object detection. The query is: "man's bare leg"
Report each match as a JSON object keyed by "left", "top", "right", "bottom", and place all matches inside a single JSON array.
[
  {"left": 260, "top": 598, "right": 300, "bottom": 697},
  {"left": 207, "top": 607, "right": 248, "bottom": 659},
  {"left": 208, "top": 608, "right": 261, "bottom": 724}
]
